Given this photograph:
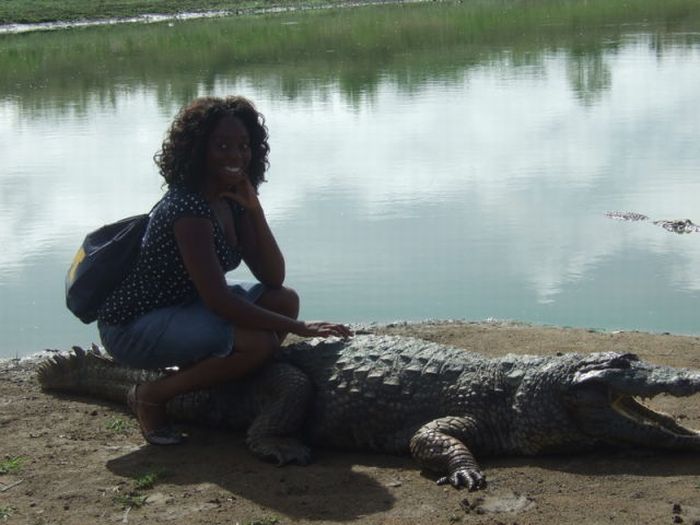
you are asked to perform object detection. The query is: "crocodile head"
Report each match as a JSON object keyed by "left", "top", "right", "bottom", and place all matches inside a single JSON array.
[{"left": 563, "top": 352, "right": 700, "bottom": 450}]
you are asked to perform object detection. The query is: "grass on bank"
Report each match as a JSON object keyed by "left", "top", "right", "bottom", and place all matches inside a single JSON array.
[
  {"left": 112, "top": 470, "right": 165, "bottom": 510},
  {"left": 0, "top": 456, "right": 25, "bottom": 475},
  {"left": 0, "top": 0, "right": 385, "bottom": 25},
  {"left": 132, "top": 470, "right": 163, "bottom": 490},
  {"left": 0, "top": 506, "right": 13, "bottom": 520},
  {"left": 105, "top": 416, "right": 130, "bottom": 433}
]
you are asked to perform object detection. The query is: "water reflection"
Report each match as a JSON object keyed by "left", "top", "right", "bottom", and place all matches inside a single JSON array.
[{"left": 1, "top": 3, "right": 700, "bottom": 356}]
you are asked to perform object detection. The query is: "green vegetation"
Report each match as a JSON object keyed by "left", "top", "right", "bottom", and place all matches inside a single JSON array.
[
  {"left": 132, "top": 470, "right": 162, "bottom": 490},
  {"left": 1, "top": 0, "right": 699, "bottom": 114},
  {"left": 112, "top": 470, "right": 165, "bottom": 509},
  {"left": 0, "top": 506, "right": 13, "bottom": 520},
  {"left": 105, "top": 416, "right": 130, "bottom": 433},
  {"left": 113, "top": 492, "right": 148, "bottom": 509},
  {"left": 0, "top": 455, "right": 25, "bottom": 475},
  {"left": 0, "top": 0, "right": 376, "bottom": 25},
  {"left": 247, "top": 517, "right": 280, "bottom": 525}
]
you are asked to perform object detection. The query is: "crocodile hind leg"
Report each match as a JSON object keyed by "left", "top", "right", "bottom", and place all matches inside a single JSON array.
[
  {"left": 409, "top": 416, "right": 486, "bottom": 491},
  {"left": 166, "top": 361, "right": 312, "bottom": 465},
  {"left": 244, "top": 362, "right": 313, "bottom": 466}
]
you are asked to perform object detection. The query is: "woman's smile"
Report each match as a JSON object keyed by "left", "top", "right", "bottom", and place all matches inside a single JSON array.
[{"left": 205, "top": 115, "right": 252, "bottom": 195}]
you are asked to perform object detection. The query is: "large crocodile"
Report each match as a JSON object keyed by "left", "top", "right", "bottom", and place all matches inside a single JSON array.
[{"left": 38, "top": 334, "right": 700, "bottom": 491}]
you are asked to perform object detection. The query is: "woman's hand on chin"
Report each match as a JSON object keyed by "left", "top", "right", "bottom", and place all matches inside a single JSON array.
[{"left": 220, "top": 175, "right": 261, "bottom": 212}]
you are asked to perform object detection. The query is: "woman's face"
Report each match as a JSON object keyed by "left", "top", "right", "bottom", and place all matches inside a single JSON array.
[{"left": 204, "top": 115, "right": 252, "bottom": 192}]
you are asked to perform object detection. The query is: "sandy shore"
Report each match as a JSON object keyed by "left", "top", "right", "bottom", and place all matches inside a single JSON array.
[{"left": 1, "top": 321, "right": 700, "bottom": 524}]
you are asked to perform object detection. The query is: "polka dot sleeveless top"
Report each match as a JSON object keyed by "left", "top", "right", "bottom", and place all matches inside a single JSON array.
[{"left": 98, "top": 185, "right": 243, "bottom": 326}]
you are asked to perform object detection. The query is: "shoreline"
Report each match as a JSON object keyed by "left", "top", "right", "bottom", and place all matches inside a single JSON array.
[
  {"left": 3, "top": 318, "right": 699, "bottom": 367},
  {"left": 0, "top": 0, "right": 429, "bottom": 34}
]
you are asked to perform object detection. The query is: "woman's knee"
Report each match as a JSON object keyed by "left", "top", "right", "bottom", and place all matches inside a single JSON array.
[{"left": 257, "top": 286, "right": 300, "bottom": 319}]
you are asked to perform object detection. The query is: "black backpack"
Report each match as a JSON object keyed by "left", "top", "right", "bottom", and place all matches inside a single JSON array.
[{"left": 65, "top": 211, "right": 151, "bottom": 324}]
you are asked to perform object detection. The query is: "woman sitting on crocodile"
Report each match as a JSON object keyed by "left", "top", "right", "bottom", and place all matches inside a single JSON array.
[{"left": 97, "top": 96, "right": 351, "bottom": 445}]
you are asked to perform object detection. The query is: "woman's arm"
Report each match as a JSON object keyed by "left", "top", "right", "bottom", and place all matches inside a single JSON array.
[
  {"left": 174, "top": 216, "right": 350, "bottom": 338},
  {"left": 175, "top": 216, "right": 295, "bottom": 331},
  {"left": 237, "top": 205, "right": 285, "bottom": 288},
  {"left": 220, "top": 175, "right": 284, "bottom": 288}
]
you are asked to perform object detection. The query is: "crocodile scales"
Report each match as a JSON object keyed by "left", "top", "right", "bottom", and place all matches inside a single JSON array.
[{"left": 38, "top": 334, "right": 700, "bottom": 490}]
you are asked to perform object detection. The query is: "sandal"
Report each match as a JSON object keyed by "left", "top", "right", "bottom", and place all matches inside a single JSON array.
[
  {"left": 142, "top": 424, "right": 184, "bottom": 446},
  {"left": 126, "top": 385, "right": 183, "bottom": 446}
]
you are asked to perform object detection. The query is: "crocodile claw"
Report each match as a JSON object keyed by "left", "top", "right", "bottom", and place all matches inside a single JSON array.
[{"left": 436, "top": 468, "right": 487, "bottom": 491}]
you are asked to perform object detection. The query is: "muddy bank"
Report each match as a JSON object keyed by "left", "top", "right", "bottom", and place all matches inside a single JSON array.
[{"left": 1, "top": 321, "right": 699, "bottom": 524}]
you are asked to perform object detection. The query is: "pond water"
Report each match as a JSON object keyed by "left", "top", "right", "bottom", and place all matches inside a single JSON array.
[{"left": 1, "top": 1, "right": 700, "bottom": 358}]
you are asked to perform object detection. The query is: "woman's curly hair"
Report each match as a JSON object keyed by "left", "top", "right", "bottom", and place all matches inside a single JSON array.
[{"left": 155, "top": 96, "right": 270, "bottom": 190}]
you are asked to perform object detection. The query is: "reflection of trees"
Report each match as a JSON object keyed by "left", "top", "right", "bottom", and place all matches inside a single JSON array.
[
  {"left": 566, "top": 49, "right": 611, "bottom": 106},
  {"left": 0, "top": 0, "right": 698, "bottom": 115}
]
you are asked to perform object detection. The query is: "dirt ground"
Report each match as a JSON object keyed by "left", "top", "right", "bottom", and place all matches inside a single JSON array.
[{"left": 1, "top": 321, "right": 699, "bottom": 525}]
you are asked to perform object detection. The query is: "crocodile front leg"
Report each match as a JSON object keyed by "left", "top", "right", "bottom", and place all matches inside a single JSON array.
[
  {"left": 245, "top": 362, "right": 313, "bottom": 466},
  {"left": 409, "top": 416, "right": 486, "bottom": 491}
]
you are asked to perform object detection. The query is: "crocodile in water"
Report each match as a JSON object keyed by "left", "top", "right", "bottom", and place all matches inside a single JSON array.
[{"left": 605, "top": 211, "right": 700, "bottom": 234}]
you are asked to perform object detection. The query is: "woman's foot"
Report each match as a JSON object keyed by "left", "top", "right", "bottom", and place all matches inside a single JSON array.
[{"left": 127, "top": 384, "right": 182, "bottom": 446}]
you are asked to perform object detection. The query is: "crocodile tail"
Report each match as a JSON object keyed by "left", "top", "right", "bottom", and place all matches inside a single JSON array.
[{"left": 37, "top": 345, "right": 163, "bottom": 405}]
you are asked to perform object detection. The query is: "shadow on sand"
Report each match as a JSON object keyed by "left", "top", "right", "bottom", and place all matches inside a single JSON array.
[{"left": 106, "top": 427, "right": 399, "bottom": 521}]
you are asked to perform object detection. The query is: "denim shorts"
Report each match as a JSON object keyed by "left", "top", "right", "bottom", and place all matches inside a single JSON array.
[{"left": 97, "top": 282, "right": 266, "bottom": 370}]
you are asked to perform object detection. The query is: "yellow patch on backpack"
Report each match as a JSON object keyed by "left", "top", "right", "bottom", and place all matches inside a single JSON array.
[{"left": 67, "top": 247, "right": 86, "bottom": 284}]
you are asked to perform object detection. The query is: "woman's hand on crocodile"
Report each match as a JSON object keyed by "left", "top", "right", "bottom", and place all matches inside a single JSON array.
[{"left": 294, "top": 321, "right": 353, "bottom": 339}]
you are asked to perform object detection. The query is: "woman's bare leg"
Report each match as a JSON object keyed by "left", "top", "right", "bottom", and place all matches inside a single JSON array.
[
  {"left": 132, "top": 286, "right": 301, "bottom": 434},
  {"left": 134, "top": 328, "right": 278, "bottom": 431}
]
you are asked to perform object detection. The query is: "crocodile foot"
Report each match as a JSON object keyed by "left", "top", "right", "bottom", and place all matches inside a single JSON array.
[
  {"left": 247, "top": 437, "right": 312, "bottom": 466},
  {"left": 437, "top": 467, "right": 487, "bottom": 491}
]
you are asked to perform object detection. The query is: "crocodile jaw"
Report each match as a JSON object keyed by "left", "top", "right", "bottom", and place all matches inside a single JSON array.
[
  {"left": 610, "top": 394, "right": 700, "bottom": 441},
  {"left": 567, "top": 388, "right": 700, "bottom": 450},
  {"left": 567, "top": 354, "right": 700, "bottom": 449}
]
